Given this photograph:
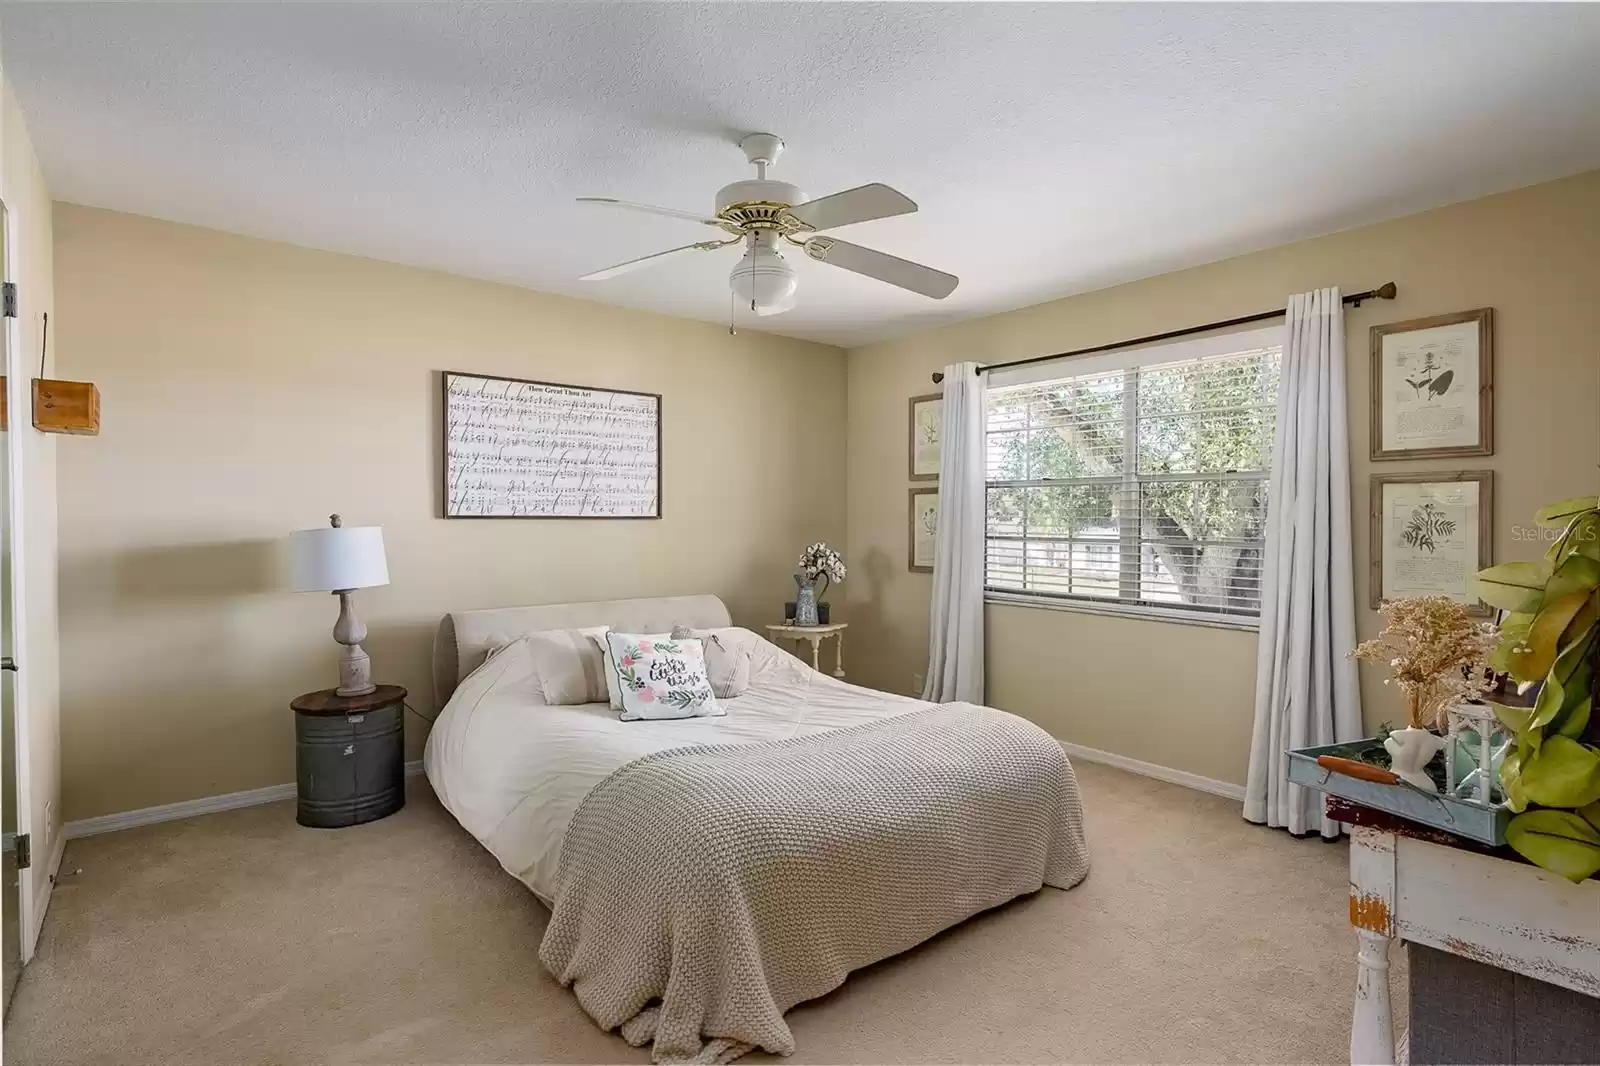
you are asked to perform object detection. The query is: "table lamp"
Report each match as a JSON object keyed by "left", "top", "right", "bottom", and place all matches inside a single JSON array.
[{"left": 289, "top": 514, "right": 389, "bottom": 697}]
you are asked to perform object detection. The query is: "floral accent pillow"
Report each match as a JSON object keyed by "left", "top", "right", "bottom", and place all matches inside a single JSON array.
[
  {"left": 601, "top": 631, "right": 670, "bottom": 710},
  {"left": 604, "top": 632, "right": 724, "bottom": 722}
]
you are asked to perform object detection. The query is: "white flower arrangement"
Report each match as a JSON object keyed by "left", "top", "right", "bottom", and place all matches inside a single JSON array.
[{"left": 798, "top": 542, "right": 847, "bottom": 589}]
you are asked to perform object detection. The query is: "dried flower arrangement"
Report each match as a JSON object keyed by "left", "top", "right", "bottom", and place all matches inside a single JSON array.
[
  {"left": 797, "top": 542, "right": 847, "bottom": 607},
  {"left": 1352, "top": 596, "right": 1498, "bottom": 730},
  {"left": 798, "top": 543, "right": 846, "bottom": 590}
]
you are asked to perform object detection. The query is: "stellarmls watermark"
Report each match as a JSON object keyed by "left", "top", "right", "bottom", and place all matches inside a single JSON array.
[{"left": 1510, "top": 522, "right": 1600, "bottom": 543}]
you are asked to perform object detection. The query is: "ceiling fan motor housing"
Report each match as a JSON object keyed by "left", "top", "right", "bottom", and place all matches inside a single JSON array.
[{"left": 715, "top": 180, "right": 808, "bottom": 235}]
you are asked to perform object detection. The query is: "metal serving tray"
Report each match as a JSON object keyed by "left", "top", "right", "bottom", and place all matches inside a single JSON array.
[{"left": 1286, "top": 739, "right": 1510, "bottom": 846}]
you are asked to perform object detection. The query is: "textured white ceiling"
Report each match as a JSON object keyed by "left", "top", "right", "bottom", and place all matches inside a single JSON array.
[{"left": 6, "top": 3, "right": 1600, "bottom": 347}]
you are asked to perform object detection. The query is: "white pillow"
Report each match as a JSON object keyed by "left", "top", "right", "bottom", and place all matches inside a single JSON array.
[
  {"left": 604, "top": 632, "right": 724, "bottom": 721},
  {"left": 671, "top": 625, "right": 754, "bottom": 699},
  {"left": 524, "top": 626, "right": 611, "bottom": 705}
]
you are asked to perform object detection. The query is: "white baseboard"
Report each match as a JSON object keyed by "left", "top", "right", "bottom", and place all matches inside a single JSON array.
[
  {"left": 64, "top": 760, "right": 426, "bottom": 841},
  {"left": 58, "top": 747, "right": 1242, "bottom": 840},
  {"left": 1058, "top": 741, "right": 1245, "bottom": 802}
]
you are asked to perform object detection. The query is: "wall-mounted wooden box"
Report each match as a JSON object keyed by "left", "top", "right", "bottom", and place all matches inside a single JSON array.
[{"left": 32, "top": 379, "right": 100, "bottom": 435}]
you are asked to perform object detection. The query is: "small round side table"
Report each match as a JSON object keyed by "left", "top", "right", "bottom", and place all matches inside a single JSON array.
[
  {"left": 764, "top": 622, "right": 848, "bottom": 678},
  {"left": 290, "top": 684, "right": 406, "bottom": 828}
]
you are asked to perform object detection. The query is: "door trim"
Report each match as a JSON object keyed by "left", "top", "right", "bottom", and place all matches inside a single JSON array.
[{"left": 0, "top": 193, "right": 38, "bottom": 962}]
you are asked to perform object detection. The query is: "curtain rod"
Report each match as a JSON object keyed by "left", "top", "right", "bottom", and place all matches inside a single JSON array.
[{"left": 929, "top": 282, "right": 1397, "bottom": 384}]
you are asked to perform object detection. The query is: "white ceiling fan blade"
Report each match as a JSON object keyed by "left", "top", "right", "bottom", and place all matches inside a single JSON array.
[
  {"left": 580, "top": 240, "right": 730, "bottom": 281},
  {"left": 785, "top": 183, "right": 917, "bottom": 232},
  {"left": 577, "top": 197, "right": 722, "bottom": 227},
  {"left": 802, "top": 237, "right": 958, "bottom": 299}
]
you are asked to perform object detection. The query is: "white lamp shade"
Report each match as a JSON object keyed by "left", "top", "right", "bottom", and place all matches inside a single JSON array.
[{"left": 288, "top": 525, "right": 389, "bottom": 592}]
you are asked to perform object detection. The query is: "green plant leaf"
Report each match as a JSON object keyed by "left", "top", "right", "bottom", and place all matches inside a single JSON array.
[
  {"left": 1519, "top": 590, "right": 1592, "bottom": 682},
  {"left": 1555, "top": 656, "right": 1593, "bottom": 713},
  {"left": 1556, "top": 627, "right": 1598, "bottom": 683},
  {"left": 1535, "top": 497, "right": 1600, "bottom": 526},
  {"left": 1521, "top": 735, "right": 1600, "bottom": 808},
  {"left": 1545, "top": 513, "right": 1600, "bottom": 565},
  {"left": 1500, "top": 748, "right": 1530, "bottom": 812},
  {"left": 1490, "top": 700, "right": 1535, "bottom": 737},
  {"left": 1529, "top": 674, "right": 1565, "bottom": 736},
  {"left": 1490, "top": 612, "right": 1535, "bottom": 675},
  {"left": 1562, "top": 600, "right": 1599, "bottom": 651},
  {"left": 1559, "top": 657, "right": 1593, "bottom": 700},
  {"left": 1581, "top": 801, "right": 1600, "bottom": 833},
  {"left": 1475, "top": 560, "right": 1553, "bottom": 614},
  {"left": 1573, "top": 515, "right": 1600, "bottom": 563},
  {"left": 1505, "top": 809, "right": 1600, "bottom": 882},
  {"left": 1547, "top": 554, "right": 1600, "bottom": 600},
  {"left": 1556, "top": 695, "right": 1592, "bottom": 741}
]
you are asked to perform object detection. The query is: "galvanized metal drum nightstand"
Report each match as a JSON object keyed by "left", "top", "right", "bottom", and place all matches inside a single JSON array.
[{"left": 290, "top": 684, "right": 406, "bottom": 828}]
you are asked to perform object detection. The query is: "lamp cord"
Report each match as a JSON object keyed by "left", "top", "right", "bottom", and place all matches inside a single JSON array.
[{"left": 403, "top": 700, "right": 436, "bottom": 725}]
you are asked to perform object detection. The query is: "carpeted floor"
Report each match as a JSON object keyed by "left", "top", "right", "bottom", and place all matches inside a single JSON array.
[{"left": 3, "top": 760, "right": 1404, "bottom": 1064}]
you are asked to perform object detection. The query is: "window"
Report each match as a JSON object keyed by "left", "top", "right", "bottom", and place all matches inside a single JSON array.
[{"left": 984, "top": 328, "right": 1282, "bottom": 625}]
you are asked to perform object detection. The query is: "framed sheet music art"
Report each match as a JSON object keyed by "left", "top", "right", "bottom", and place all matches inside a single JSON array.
[{"left": 441, "top": 371, "right": 662, "bottom": 518}]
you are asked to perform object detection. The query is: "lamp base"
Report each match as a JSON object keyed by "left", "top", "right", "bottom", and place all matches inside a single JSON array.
[
  {"left": 331, "top": 589, "right": 376, "bottom": 696},
  {"left": 336, "top": 642, "right": 375, "bottom": 697}
]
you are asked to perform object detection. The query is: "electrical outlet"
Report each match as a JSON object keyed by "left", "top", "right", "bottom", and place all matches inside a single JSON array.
[{"left": 45, "top": 800, "right": 55, "bottom": 832}]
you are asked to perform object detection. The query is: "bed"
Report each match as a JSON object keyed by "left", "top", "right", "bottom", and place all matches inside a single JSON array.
[{"left": 425, "top": 594, "right": 1089, "bottom": 1064}]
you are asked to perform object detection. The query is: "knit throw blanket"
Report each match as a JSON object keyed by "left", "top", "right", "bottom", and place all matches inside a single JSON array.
[{"left": 538, "top": 703, "right": 1091, "bottom": 1063}]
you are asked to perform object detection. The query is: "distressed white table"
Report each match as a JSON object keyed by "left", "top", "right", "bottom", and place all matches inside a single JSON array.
[
  {"left": 765, "top": 622, "right": 848, "bottom": 678},
  {"left": 1347, "top": 825, "right": 1600, "bottom": 1065}
]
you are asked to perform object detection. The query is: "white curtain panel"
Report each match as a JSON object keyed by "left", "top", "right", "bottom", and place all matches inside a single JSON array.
[
  {"left": 1244, "top": 288, "right": 1364, "bottom": 838},
  {"left": 922, "top": 361, "right": 986, "bottom": 704}
]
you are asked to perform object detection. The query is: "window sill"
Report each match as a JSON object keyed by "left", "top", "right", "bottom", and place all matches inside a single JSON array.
[{"left": 983, "top": 590, "right": 1260, "bottom": 633}]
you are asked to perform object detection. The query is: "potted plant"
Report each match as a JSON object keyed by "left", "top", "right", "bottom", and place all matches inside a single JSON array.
[
  {"left": 1352, "top": 597, "right": 1498, "bottom": 791},
  {"left": 796, "top": 542, "right": 846, "bottom": 626},
  {"left": 1475, "top": 494, "right": 1600, "bottom": 882}
]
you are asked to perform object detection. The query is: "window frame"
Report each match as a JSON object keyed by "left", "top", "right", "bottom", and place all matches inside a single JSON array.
[{"left": 981, "top": 325, "right": 1283, "bottom": 631}]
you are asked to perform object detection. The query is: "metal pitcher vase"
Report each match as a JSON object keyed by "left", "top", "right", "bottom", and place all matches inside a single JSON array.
[{"left": 793, "top": 573, "right": 819, "bottom": 627}]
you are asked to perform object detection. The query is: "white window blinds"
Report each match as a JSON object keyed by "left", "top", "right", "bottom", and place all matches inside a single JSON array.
[{"left": 984, "top": 327, "right": 1283, "bottom": 623}]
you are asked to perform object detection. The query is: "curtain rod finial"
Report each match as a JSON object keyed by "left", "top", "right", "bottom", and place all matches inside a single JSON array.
[
  {"left": 1376, "top": 282, "right": 1398, "bottom": 300},
  {"left": 931, "top": 371, "right": 945, "bottom": 384}
]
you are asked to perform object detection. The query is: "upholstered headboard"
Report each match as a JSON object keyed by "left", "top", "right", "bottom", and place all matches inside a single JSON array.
[{"left": 432, "top": 594, "right": 733, "bottom": 705}]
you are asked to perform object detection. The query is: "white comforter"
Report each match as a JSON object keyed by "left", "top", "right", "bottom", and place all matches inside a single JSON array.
[{"left": 423, "top": 631, "right": 929, "bottom": 902}]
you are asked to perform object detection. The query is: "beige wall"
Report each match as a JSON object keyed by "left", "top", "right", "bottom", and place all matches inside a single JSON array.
[
  {"left": 2, "top": 79, "right": 62, "bottom": 915},
  {"left": 52, "top": 205, "right": 846, "bottom": 821},
  {"left": 846, "top": 170, "right": 1600, "bottom": 787},
  {"left": 45, "top": 172, "right": 1600, "bottom": 818}
]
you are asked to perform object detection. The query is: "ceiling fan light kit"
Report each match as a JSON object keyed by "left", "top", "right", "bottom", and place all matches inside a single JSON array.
[
  {"left": 730, "top": 232, "right": 799, "bottom": 316},
  {"left": 578, "top": 132, "right": 958, "bottom": 315}
]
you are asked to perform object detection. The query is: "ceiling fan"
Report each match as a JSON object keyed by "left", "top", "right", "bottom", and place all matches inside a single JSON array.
[{"left": 576, "top": 133, "right": 958, "bottom": 317}]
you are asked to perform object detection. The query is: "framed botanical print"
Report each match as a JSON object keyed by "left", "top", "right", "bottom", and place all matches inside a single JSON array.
[
  {"left": 1370, "top": 471, "right": 1493, "bottom": 614},
  {"left": 1370, "top": 308, "right": 1493, "bottom": 460},
  {"left": 909, "top": 487, "right": 939, "bottom": 573},
  {"left": 908, "top": 392, "right": 943, "bottom": 481}
]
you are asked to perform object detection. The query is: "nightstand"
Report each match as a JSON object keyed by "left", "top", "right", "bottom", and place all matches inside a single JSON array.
[
  {"left": 290, "top": 684, "right": 406, "bottom": 828},
  {"left": 764, "top": 622, "right": 848, "bottom": 678}
]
